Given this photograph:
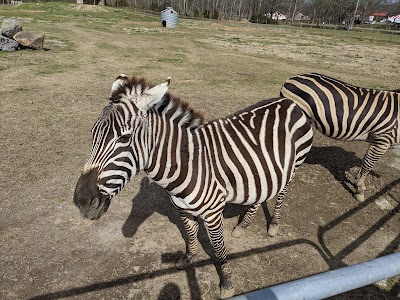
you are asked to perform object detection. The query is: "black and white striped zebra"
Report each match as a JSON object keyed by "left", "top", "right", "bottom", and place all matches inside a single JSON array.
[
  {"left": 281, "top": 72, "right": 400, "bottom": 202},
  {"left": 73, "top": 75, "right": 313, "bottom": 298}
]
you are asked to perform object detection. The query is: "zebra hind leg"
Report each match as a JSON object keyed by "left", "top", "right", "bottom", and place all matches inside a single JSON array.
[
  {"left": 205, "top": 212, "right": 235, "bottom": 299},
  {"left": 176, "top": 213, "right": 199, "bottom": 270},
  {"left": 268, "top": 185, "right": 288, "bottom": 237},
  {"left": 231, "top": 203, "right": 260, "bottom": 238},
  {"left": 354, "top": 172, "right": 367, "bottom": 202},
  {"left": 354, "top": 139, "right": 390, "bottom": 202}
]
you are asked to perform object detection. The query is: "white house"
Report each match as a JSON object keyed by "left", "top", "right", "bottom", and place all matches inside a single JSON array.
[{"left": 265, "top": 11, "right": 287, "bottom": 21}]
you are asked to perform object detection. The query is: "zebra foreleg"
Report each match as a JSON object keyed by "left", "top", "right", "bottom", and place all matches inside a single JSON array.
[
  {"left": 205, "top": 213, "right": 235, "bottom": 299},
  {"left": 355, "top": 139, "right": 391, "bottom": 202},
  {"left": 268, "top": 185, "right": 288, "bottom": 237},
  {"left": 176, "top": 214, "right": 199, "bottom": 270},
  {"left": 231, "top": 203, "right": 261, "bottom": 238}
]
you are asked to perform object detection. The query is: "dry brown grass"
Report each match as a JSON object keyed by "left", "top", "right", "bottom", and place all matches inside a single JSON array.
[{"left": 0, "top": 3, "right": 399, "bottom": 300}]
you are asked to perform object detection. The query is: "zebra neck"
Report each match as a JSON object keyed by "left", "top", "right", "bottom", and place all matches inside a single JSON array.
[{"left": 145, "top": 116, "right": 200, "bottom": 189}]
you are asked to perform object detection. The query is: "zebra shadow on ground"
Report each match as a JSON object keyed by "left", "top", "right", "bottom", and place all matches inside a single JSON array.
[
  {"left": 304, "top": 145, "right": 380, "bottom": 196},
  {"left": 122, "top": 176, "right": 181, "bottom": 239},
  {"left": 121, "top": 176, "right": 260, "bottom": 262},
  {"left": 122, "top": 176, "right": 262, "bottom": 249},
  {"left": 121, "top": 176, "right": 218, "bottom": 260}
]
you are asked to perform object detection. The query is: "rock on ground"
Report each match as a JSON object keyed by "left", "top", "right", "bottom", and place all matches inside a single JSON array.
[
  {"left": 0, "top": 35, "right": 19, "bottom": 51},
  {"left": 1, "top": 18, "right": 22, "bottom": 39},
  {"left": 13, "top": 31, "right": 44, "bottom": 50}
]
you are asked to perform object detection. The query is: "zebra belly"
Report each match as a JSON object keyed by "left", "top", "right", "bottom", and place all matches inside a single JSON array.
[
  {"left": 224, "top": 180, "right": 287, "bottom": 205},
  {"left": 167, "top": 179, "right": 286, "bottom": 218}
]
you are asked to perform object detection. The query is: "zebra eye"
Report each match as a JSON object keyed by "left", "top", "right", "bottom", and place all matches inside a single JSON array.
[{"left": 118, "top": 134, "right": 131, "bottom": 143}]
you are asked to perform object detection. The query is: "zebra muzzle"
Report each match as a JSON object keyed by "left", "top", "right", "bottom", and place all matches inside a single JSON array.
[
  {"left": 77, "top": 195, "right": 111, "bottom": 220},
  {"left": 73, "top": 168, "right": 111, "bottom": 220}
]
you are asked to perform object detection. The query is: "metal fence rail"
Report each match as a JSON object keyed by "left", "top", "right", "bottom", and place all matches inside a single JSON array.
[{"left": 230, "top": 252, "right": 400, "bottom": 300}]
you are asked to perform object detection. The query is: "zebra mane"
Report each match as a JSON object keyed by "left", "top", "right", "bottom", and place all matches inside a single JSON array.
[
  {"left": 109, "top": 76, "right": 204, "bottom": 128},
  {"left": 109, "top": 76, "right": 150, "bottom": 102}
]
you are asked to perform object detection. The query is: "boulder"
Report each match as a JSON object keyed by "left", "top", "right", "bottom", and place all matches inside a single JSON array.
[
  {"left": 0, "top": 35, "right": 19, "bottom": 51},
  {"left": 13, "top": 31, "right": 44, "bottom": 50},
  {"left": 1, "top": 18, "right": 22, "bottom": 39}
]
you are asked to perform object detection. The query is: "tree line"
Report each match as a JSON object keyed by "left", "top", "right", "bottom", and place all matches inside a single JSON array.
[{"left": 107, "top": 0, "right": 399, "bottom": 25}]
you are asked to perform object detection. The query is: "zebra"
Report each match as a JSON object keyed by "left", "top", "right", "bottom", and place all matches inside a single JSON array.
[
  {"left": 280, "top": 72, "right": 400, "bottom": 202},
  {"left": 73, "top": 75, "right": 313, "bottom": 299}
]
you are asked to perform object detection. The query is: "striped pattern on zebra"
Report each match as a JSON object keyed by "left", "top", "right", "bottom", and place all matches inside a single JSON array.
[
  {"left": 281, "top": 72, "right": 400, "bottom": 202},
  {"left": 73, "top": 75, "right": 313, "bottom": 299}
]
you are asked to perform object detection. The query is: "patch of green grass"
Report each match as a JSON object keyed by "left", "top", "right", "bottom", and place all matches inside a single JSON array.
[
  {"left": 226, "top": 37, "right": 247, "bottom": 44},
  {"left": 208, "top": 79, "right": 227, "bottom": 87},
  {"left": 77, "top": 21, "right": 117, "bottom": 33},
  {"left": 370, "top": 84, "right": 393, "bottom": 90},
  {"left": 36, "top": 62, "right": 78, "bottom": 75},
  {"left": 157, "top": 57, "right": 182, "bottom": 63},
  {"left": 95, "top": 42, "right": 121, "bottom": 50},
  {"left": 136, "top": 63, "right": 159, "bottom": 71},
  {"left": 295, "top": 42, "right": 314, "bottom": 47},
  {"left": 0, "top": 2, "right": 158, "bottom": 24},
  {"left": 15, "top": 87, "right": 29, "bottom": 92},
  {"left": 324, "top": 40, "right": 340, "bottom": 46},
  {"left": 45, "top": 37, "right": 76, "bottom": 52},
  {"left": 259, "top": 39, "right": 284, "bottom": 46}
]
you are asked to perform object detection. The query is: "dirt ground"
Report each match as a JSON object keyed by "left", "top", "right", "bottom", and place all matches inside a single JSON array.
[{"left": 0, "top": 5, "right": 399, "bottom": 300}]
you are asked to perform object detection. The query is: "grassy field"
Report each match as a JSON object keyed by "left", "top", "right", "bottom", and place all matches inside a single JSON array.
[{"left": 0, "top": 3, "right": 399, "bottom": 300}]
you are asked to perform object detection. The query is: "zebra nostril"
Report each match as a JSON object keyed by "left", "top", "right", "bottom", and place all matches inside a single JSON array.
[{"left": 89, "top": 197, "right": 100, "bottom": 209}]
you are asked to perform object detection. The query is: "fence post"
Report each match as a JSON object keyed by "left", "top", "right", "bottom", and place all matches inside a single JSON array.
[{"left": 374, "top": 29, "right": 380, "bottom": 42}]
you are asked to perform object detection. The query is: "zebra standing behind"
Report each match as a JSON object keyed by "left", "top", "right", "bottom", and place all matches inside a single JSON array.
[
  {"left": 281, "top": 72, "right": 400, "bottom": 202},
  {"left": 73, "top": 75, "right": 313, "bottom": 299}
]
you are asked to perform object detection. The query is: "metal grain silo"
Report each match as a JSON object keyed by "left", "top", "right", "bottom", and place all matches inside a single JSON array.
[{"left": 161, "top": 6, "right": 178, "bottom": 28}]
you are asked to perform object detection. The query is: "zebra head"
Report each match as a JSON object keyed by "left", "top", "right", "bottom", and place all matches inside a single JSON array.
[{"left": 73, "top": 75, "right": 170, "bottom": 220}]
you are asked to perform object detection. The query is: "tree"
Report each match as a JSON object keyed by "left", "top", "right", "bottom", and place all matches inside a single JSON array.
[
  {"left": 105, "top": 0, "right": 392, "bottom": 24},
  {"left": 303, "top": 0, "right": 389, "bottom": 28}
]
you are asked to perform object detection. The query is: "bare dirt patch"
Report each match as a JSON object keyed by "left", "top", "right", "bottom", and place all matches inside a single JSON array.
[
  {"left": 70, "top": 4, "right": 109, "bottom": 12},
  {"left": 0, "top": 5, "right": 399, "bottom": 300}
]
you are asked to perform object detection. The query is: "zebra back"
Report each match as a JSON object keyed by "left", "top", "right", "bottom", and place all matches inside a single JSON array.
[{"left": 281, "top": 73, "right": 399, "bottom": 143}]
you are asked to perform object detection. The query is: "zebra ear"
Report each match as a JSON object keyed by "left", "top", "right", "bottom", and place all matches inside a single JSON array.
[
  {"left": 110, "top": 74, "right": 128, "bottom": 93},
  {"left": 136, "top": 77, "right": 171, "bottom": 112}
]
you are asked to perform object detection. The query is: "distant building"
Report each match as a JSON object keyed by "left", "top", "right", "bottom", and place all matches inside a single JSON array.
[
  {"left": 77, "top": 0, "right": 104, "bottom": 4},
  {"left": 265, "top": 11, "right": 287, "bottom": 21},
  {"left": 160, "top": 6, "right": 179, "bottom": 28},
  {"left": 294, "top": 12, "right": 310, "bottom": 21},
  {"left": 368, "top": 11, "right": 389, "bottom": 22}
]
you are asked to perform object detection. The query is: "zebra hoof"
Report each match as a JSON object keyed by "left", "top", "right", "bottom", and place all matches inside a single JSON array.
[
  {"left": 175, "top": 254, "right": 192, "bottom": 270},
  {"left": 354, "top": 193, "right": 365, "bottom": 202},
  {"left": 268, "top": 224, "right": 279, "bottom": 237},
  {"left": 220, "top": 286, "right": 235, "bottom": 299},
  {"left": 231, "top": 226, "right": 245, "bottom": 238}
]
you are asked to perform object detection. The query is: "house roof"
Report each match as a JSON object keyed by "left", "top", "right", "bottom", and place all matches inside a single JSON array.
[{"left": 369, "top": 11, "right": 389, "bottom": 17}]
